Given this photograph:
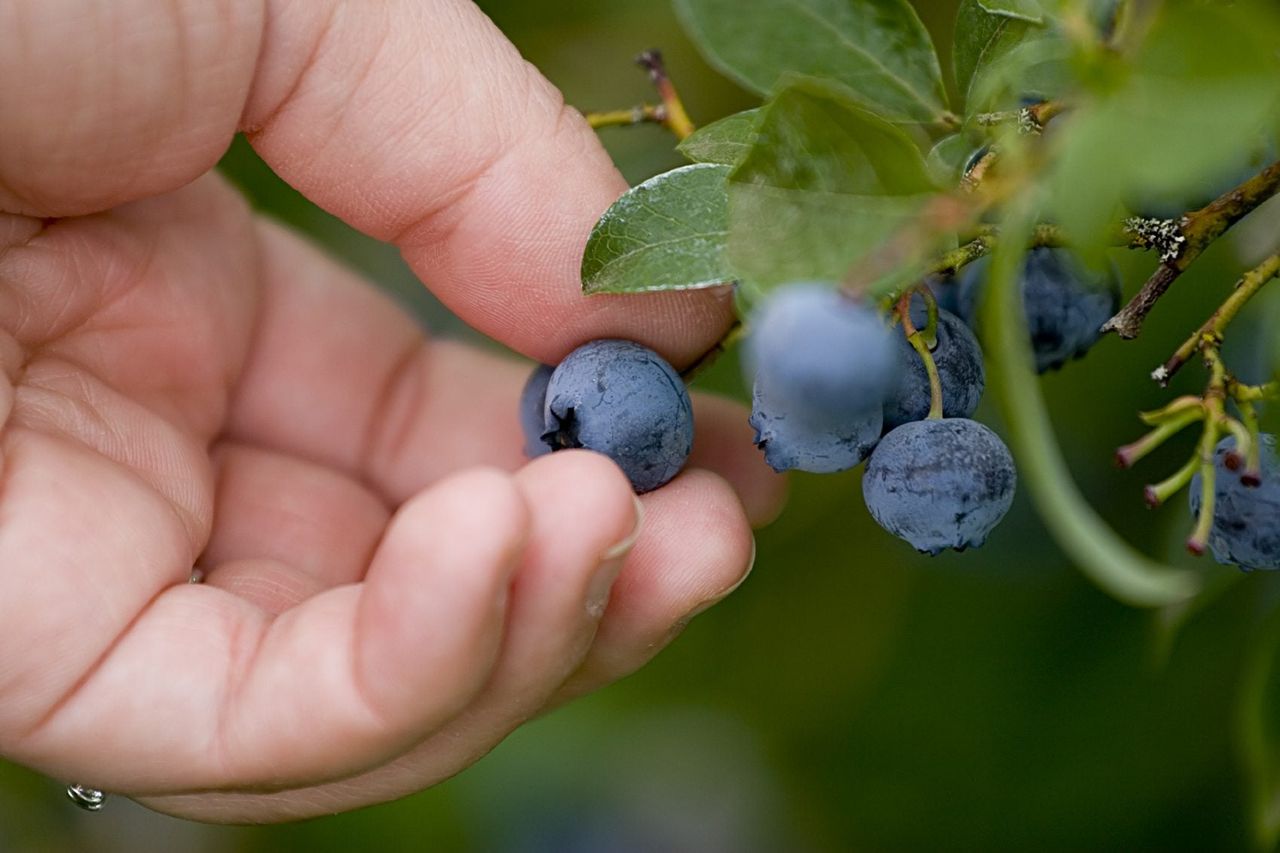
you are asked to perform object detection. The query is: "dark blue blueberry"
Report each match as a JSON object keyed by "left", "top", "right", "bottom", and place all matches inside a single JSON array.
[
  {"left": 1189, "top": 434, "right": 1280, "bottom": 571},
  {"left": 542, "top": 339, "right": 693, "bottom": 494},
  {"left": 519, "top": 363, "right": 555, "bottom": 459},
  {"left": 862, "top": 418, "right": 1016, "bottom": 555},
  {"left": 956, "top": 247, "right": 1119, "bottom": 373},
  {"left": 748, "top": 380, "right": 882, "bottom": 474},
  {"left": 745, "top": 283, "right": 899, "bottom": 423},
  {"left": 882, "top": 301, "right": 985, "bottom": 431}
]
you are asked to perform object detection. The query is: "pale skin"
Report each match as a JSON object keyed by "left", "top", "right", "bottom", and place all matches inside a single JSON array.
[{"left": 0, "top": 0, "right": 785, "bottom": 823}]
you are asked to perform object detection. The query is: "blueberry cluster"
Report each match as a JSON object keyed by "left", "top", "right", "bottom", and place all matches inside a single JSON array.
[
  {"left": 1190, "top": 434, "right": 1280, "bottom": 571},
  {"left": 519, "top": 339, "right": 694, "bottom": 493},
  {"left": 514, "top": 247, "right": 1120, "bottom": 555},
  {"left": 744, "top": 282, "right": 1014, "bottom": 554}
]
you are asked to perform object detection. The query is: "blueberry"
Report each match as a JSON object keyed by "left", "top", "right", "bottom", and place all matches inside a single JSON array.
[
  {"left": 745, "top": 283, "right": 899, "bottom": 423},
  {"left": 748, "top": 380, "right": 882, "bottom": 474},
  {"left": 1189, "top": 434, "right": 1280, "bottom": 571},
  {"left": 542, "top": 339, "right": 693, "bottom": 493},
  {"left": 519, "top": 363, "right": 555, "bottom": 459},
  {"left": 862, "top": 418, "right": 1016, "bottom": 555},
  {"left": 956, "top": 247, "right": 1119, "bottom": 373},
  {"left": 882, "top": 300, "right": 985, "bottom": 431}
]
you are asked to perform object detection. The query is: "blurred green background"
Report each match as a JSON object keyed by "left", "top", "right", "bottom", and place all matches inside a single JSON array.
[{"left": 3, "top": 1, "right": 1279, "bottom": 850}]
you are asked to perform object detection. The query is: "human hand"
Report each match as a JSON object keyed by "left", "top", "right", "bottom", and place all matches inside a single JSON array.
[{"left": 0, "top": 0, "right": 784, "bottom": 822}]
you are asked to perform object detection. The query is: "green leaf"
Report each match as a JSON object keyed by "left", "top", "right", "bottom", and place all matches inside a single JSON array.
[
  {"left": 975, "top": 0, "right": 1044, "bottom": 23},
  {"left": 953, "top": 0, "right": 1042, "bottom": 112},
  {"left": 964, "top": 25, "right": 1071, "bottom": 115},
  {"left": 1047, "top": 3, "right": 1280, "bottom": 253},
  {"left": 674, "top": 0, "right": 949, "bottom": 124},
  {"left": 677, "top": 109, "right": 761, "bottom": 166},
  {"left": 580, "top": 164, "right": 733, "bottom": 295},
  {"left": 733, "top": 78, "right": 935, "bottom": 194},
  {"left": 729, "top": 188, "right": 926, "bottom": 302},
  {"left": 925, "top": 133, "right": 975, "bottom": 188},
  {"left": 726, "top": 78, "right": 934, "bottom": 298}
]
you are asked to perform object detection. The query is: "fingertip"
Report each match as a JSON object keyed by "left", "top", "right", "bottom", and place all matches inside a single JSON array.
[
  {"left": 688, "top": 393, "right": 790, "bottom": 527},
  {"left": 517, "top": 447, "right": 638, "bottom": 533},
  {"left": 637, "top": 468, "right": 756, "bottom": 608},
  {"left": 543, "top": 468, "right": 755, "bottom": 708}
]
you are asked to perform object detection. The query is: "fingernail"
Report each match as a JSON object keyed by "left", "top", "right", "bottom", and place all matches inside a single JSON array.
[
  {"left": 601, "top": 496, "right": 645, "bottom": 561},
  {"left": 586, "top": 496, "right": 645, "bottom": 617}
]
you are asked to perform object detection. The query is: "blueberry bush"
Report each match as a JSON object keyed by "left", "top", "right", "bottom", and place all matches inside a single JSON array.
[{"left": 518, "top": 0, "right": 1280, "bottom": 843}]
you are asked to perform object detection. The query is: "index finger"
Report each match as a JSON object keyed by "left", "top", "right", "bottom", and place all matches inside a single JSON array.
[
  {"left": 245, "top": 0, "right": 735, "bottom": 365},
  {"left": 0, "top": 0, "right": 734, "bottom": 365}
]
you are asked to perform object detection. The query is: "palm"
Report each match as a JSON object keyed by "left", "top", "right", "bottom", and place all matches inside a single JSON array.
[{"left": 0, "top": 173, "right": 771, "bottom": 821}]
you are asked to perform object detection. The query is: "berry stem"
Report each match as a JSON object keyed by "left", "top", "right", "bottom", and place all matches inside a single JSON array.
[
  {"left": 1230, "top": 379, "right": 1279, "bottom": 404},
  {"left": 918, "top": 284, "right": 939, "bottom": 349},
  {"left": 1116, "top": 408, "right": 1203, "bottom": 469},
  {"left": 1234, "top": 398, "right": 1264, "bottom": 484},
  {"left": 1187, "top": 444, "right": 1217, "bottom": 556},
  {"left": 1145, "top": 454, "right": 1200, "bottom": 508},
  {"left": 1139, "top": 394, "right": 1204, "bottom": 426},
  {"left": 1158, "top": 251, "right": 1280, "bottom": 384},
  {"left": 1186, "top": 349, "right": 1229, "bottom": 554},
  {"left": 898, "top": 292, "right": 944, "bottom": 419}
]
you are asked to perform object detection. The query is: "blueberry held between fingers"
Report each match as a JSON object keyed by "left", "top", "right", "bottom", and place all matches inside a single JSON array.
[
  {"left": 519, "top": 363, "right": 555, "bottom": 459},
  {"left": 746, "top": 283, "right": 900, "bottom": 423},
  {"left": 542, "top": 339, "right": 693, "bottom": 494},
  {"left": 956, "top": 247, "right": 1119, "bottom": 373},
  {"left": 749, "top": 380, "right": 882, "bottom": 474},
  {"left": 862, "top": 418, "right": 1016, "bottom": 555},
  {"left": 1189, "top": 434, "right": 1280, "bottom": 571},
  {"left": 882, "top": 301, "right": 985, "bottom": 431}
]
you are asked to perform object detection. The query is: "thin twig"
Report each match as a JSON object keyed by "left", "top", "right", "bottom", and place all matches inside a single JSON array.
[
  {"left": 1103, "top": 160, "right": 1280, "bottom": 339},
  {"left": 581, "top": 49, "right": 696, "bottom": 141},
  {"left": 635, "top": 50, "right": 695, "bottom": 140},
  {"left": 1156, "top": 251, "right": 1280, "bottom": 385}
]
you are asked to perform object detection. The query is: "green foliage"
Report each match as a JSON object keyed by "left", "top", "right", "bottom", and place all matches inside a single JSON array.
[
  {"left": 963, "top": 25, "right": 1070, "bottom": 115},
  {"left": 726, "top": 77, "right": 934, "bottom": 299},
  {"left": 925, "top": 133, "right": 972, "bottom": 187},
  {"left": 674, "top": 0, "right": 950, "bottom": 124},
  {"left": 953, "top": 0, "right": 1042, "bottom": 111},
  {"left": 580, "top": 163, "right": 733, "bottom": 295},
  {"left": 1047, "top": 2, "right": 1280, "bottom": 252},
  {"left": 583, "top": 0, "right": 1280, "bottom": 613},
  {"left": 677, "top": 108, "right": 761, "bottom": 166},
  {"left": 973, "top": 0, "right": 1044, "bottom": 22}
]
